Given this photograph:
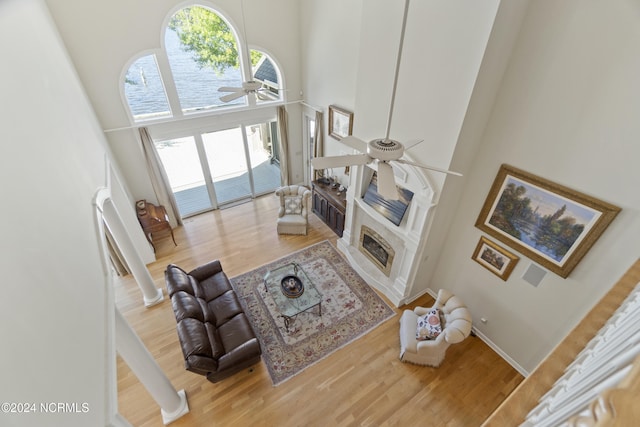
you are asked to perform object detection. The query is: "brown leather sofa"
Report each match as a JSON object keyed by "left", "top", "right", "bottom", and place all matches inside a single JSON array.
[{"left": 165, "top": 260, "right": 262, "bottom": 383}]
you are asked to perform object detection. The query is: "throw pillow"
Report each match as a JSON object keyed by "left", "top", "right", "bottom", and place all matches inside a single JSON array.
[
  {"left": 416, "top": 308, "right": 442, "bottom": 340},
  {"left": 284, "top": 195, "right": 303, "bottom": 215}
]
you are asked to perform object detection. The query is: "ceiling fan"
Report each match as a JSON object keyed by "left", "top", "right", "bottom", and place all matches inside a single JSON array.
[
  {"left": 217, "top": 0, "right": 268, "bottom": 103},
  {"left": 218, "top": 81, "right": 269, "bottom": 103},
  {"left": 311, "top": 0, "right": 461, "bottom": 200}
]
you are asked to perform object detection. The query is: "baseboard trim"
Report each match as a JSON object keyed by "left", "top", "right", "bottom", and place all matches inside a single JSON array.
[{"left": 472, "top": 327, "right": 529, "bottom": 377}]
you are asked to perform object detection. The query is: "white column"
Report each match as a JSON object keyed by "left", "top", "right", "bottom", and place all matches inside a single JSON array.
[
  {"left": 102, "top": 198, "right": 163, "bottom": 307},
  {"left": 115, "top": 308, "right": 189, "bottom": 424}
]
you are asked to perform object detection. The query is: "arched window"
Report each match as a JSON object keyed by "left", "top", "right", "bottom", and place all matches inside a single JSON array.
[
  {"left": 253, "top": 51, "right": 282, "bottom": 105},
  {"left": 124, "top": 54, "right": 172, "bottom": 121},
  {"left": 122, "top": 5, "right": 283, "bottom": 122}
]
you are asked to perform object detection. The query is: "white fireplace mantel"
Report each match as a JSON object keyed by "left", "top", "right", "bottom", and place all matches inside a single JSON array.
[{"left": 337, "top": 161, "right": 438, "bottom": 307}]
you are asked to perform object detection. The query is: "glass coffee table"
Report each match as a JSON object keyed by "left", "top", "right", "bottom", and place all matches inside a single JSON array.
[{"left": 263, "top": 262, "right": 322, "bottom": 332}]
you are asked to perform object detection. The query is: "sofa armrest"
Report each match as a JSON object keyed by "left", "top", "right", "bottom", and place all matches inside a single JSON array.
[
  {"left": 433, "top": 289, "right": 452, "bottom": 308},
  {"left": 216, "top": 338, "right": 262, "bottom": 372},
  {"left": 301, "top": 190, "right": 311, "bottom": 218},
  {"left": 443, "top": 317, "right": 472, "bottom": 344},
  {"left": 185, "top": 354, "right": 218, "bottom": 376},
  {"left": 188, "top": 260, "right": 223, "bottom": 281},
  {"left": 413, "top": 306, "right": 430, "bottom": 316}
]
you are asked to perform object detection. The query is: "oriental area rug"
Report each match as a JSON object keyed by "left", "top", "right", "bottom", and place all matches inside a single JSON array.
[{"left": 230, "top": 240, "right": 395, "bottom": 386}]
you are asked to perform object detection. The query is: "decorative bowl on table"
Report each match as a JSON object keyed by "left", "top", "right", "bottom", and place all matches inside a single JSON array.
[{"left": 280, "top": 275, "right": 304, "bottom": 298}]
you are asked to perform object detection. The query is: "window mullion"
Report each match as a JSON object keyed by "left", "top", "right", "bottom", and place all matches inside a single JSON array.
[
  {"left": 240, "top": 125, "right": 256, "bottom": 196},
  {"left": 193, "top": 133, "right": 218, "bottom": 209},
  {"left": 155, "top": 50, "right": 183, "bottom": 118}
]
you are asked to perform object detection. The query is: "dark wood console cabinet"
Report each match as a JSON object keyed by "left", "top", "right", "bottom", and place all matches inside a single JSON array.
[{"left": 312, "top": 180, "right": 347, "bottom": 237}]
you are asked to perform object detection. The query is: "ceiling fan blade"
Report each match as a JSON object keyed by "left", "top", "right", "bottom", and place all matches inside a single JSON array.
[
  {"left": 395, "top": 159, "right": 462, "bottom": 176},
  {"left": 256, "top": 90, "right": 277, "bottom": 101},
  {"left": 218, "top": 86, "right": 242, "bottom": 92},
  {"left": 340, "top": 136, "right": 368, "bottom": 153},
  {"left": 403, "top": 139, "right": 423, "bottom": 150},
  {"left": 219, "top": 91, "right": 247, "bottom": 102},
  {"left": 311, "top": 153, "right": 371, "bottom": 169},
  {"left": 376, "top": 162, "right": 398, "bottom": 199}
]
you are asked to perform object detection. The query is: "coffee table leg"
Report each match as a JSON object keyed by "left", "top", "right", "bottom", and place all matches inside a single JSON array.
[
  {"left": 282, "top": 315, "right": 291, "bottom": 332},
  {"left": 280, "top": 303, "right": 323, "bottom": 333}
]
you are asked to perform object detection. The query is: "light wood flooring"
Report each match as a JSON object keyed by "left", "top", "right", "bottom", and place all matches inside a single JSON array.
[{"left": 115, "top": 195, "right": 523, "bottom": 426}]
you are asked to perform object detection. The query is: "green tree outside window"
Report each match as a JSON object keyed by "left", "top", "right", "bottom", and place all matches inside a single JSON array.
[{"left": 169, "top": 6, "right": 262, "bottom": 75}]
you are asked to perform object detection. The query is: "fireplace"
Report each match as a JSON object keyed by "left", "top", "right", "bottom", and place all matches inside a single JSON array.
[
  {"left": 359, "top": 226, "right": 394, "bottom": 276},
  {"left": 336, "top": 162, "right": 438, "bottom": 306}
]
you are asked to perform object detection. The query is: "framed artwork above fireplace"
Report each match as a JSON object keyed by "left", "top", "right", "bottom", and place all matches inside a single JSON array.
[{"left": 362, "top": 172, "right": 414, "bottom": 226}]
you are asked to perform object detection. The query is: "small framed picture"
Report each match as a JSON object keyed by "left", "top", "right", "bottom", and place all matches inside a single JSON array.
[
  {"left": 472, "top": 236, "right": 519, "bottom": 281},
  {"left": 328, "top": 105, "right": 353, "bottom": 140}
]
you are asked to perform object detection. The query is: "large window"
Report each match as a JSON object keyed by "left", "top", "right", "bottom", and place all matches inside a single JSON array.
[
  {"left": 123, "top": 5, "right": 283, "bottom": 121},
  {"left": 156, "top": 121, "right": 282, "bottom": 217},
  {"left": 122, "top": 5, "right": 285, "bottom": 217}
]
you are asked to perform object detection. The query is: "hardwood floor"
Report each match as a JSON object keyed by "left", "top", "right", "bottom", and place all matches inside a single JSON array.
[{"left": 115, "top": 195, "right": 522, "bottom": 426}]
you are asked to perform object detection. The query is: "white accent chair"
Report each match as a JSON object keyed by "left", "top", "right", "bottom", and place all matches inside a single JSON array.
[
  {"left": 399, "top": 289, "right": 472, "bottom": 367},
  {"left": 275, "top": 185, "right": 312, "bottom": 235}
]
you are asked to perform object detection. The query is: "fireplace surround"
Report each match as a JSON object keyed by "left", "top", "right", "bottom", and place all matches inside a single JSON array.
[
  {"left": 359, "top": 225, "right": 395, "bottom": 276},
  {"left": 337, "top": 162, "right": 438, "bottom": 306}
]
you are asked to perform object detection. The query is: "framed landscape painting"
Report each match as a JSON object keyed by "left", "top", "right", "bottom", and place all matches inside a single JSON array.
[
  {"left": 472, "top": 236, "right": 519, "bottom": 281},
  {"left": 328, "top": 105, "right": 353, "bottom": 140},
  {"left": 475, "top": 164, "right": 620, "bottom": 278}
]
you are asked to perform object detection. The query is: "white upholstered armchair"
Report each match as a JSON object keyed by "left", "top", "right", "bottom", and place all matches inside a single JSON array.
[
  {"left": 399, "top": 289, "right": 472, "bottom": 367},
  {"left": 275, "top": 185, "right": 312, "bottom": 235}
]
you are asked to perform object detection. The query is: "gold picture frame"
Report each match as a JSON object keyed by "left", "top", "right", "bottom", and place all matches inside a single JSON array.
[
  {"left": 472, "top": 236, "right": 519, "bottom": 281},
  {"left": 475, "top": 164, "right": 620, "bottom": 278},
  {"left": 328, "top": 105, "right": 353, "bottom": 140}
]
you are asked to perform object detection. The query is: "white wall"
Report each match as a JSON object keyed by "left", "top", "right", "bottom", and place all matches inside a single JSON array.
[
  {"left": 431, "top": 0, "right": 640, "bottom": 373},
  {"left": 298, "top": 0, "right": 362, "bottom": 186},
  {"left": 0, "top": 0, "right": 112, "bottom": 424},
  {"left": 349, "top": 0, "right": 504, "bottom": 304},
  {"left": 352, "top": 0, "right": 500, "bottom": 186},
  {"left": 302, "top": 0, "right": 502, "bottom": 216},
  {"left": 301, "top": 0, "right": 362, "bottom": 109}
]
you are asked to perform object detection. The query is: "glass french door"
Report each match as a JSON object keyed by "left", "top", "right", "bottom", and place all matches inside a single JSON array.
[
  {"left": 305, "top": 115, "right": 316, "bottom": 185},
  {"left": 202, "top": 127, "right": 252, "bottom": 205},
  {"left": 248, "top": 122, "right": 281, "bottom": 194},
  {"left": 154, "top": 136, "right": 214, "bottom": 215},
  {"left": 155, "top": 121, "right": 281, "bottom": 217}
]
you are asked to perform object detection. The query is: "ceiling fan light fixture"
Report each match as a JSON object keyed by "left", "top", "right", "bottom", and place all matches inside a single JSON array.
[
  {"left": 368, "top": 139, "right": 404, "bottom": 161},
  {"left": 242, "top": 80, "right": 263, "bottom": 91}
]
